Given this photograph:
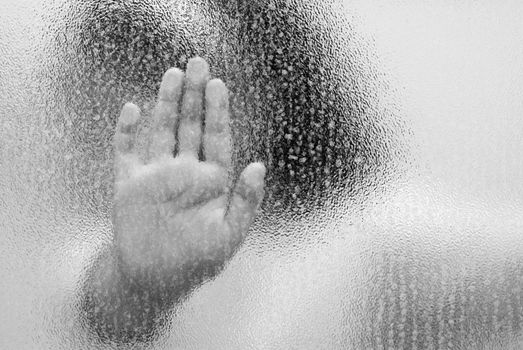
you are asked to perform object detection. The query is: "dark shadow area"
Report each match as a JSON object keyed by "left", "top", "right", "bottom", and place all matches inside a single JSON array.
[{"left": 51, "top": 0, "right": 407, "bottom": 220}]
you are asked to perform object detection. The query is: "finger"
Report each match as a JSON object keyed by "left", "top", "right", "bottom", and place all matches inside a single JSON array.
[
  {"left": 114, "top": 103, "right": 142, "bottom": 180},
  {"left": 115, "top": 103, "right": 140, "bottom": 155},
  {"left": 204, "top": 79, "right": 232, "bottom": 169},
  {"left": 147, "top": 68, "right": 184, "bottom": 161},
  {"left": 178, "top": 57, "right": 210, "bottom": 157},
  {"left": 225, "top": 162, "right": 266, "bottom": 242}
]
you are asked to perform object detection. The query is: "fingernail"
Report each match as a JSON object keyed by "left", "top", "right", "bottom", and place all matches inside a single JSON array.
[
  {"left": 206, "top": 79, "right": 228, "bottom": 106},
  {"left": 244, "top": 162, "right": 266, "bottom": 189},
  {"left": 120, "top": 103, "right": 140, "bottom": 128},
  {"left": 159, "top": 68, "right": 184, "bottom": 101},
  {"left": 186, "top": 57, "right": 210, "bottom": 88}
]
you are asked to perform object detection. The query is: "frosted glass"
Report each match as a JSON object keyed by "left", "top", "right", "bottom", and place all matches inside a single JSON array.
[{"left": 1, "top": 0, "right": 523, "bottom": 349}]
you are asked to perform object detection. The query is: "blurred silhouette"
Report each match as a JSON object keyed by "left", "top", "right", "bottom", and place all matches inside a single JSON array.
[
  {"left": 71, "top": 0, "right": 404, "bottom": 345},
  {"left": 60, "top": 0, "right": 403, "bottom": 218}
]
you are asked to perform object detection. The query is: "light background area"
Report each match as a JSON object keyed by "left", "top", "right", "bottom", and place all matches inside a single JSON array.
[{"left": 349, "top": 0, "right": 523, "bottom": 207}]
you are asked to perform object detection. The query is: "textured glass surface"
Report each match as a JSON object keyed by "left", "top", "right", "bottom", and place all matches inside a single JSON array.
[{"left": 1, "top": 0, "right": 523, "bottom": 349}]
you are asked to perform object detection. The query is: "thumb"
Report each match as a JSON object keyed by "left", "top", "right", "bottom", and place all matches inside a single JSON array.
[{"left": 225, "top": 162, "right": 266, "bottom": 242}]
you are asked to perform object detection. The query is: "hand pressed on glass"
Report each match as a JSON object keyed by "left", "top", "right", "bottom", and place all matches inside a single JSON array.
[
  {"left": 112, "top": 57, "right": 266, "bottom": 285},
  {"left": 83, "top": 57, "right": 265, "bottom": 343}
]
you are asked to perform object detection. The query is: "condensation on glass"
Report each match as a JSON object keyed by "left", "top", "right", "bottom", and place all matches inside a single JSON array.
[{"left": 1, "top": 0, "right": 523, "bottom": 349}]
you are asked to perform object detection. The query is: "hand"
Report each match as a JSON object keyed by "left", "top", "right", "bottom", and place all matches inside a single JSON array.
[{"left": 112, "top": 57, "right": 266, "bottom": 287}]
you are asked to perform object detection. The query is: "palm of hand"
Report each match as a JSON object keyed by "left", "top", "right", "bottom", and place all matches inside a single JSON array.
[{"left": 112, "top": 58, "right": 265, "bottom": 283}]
